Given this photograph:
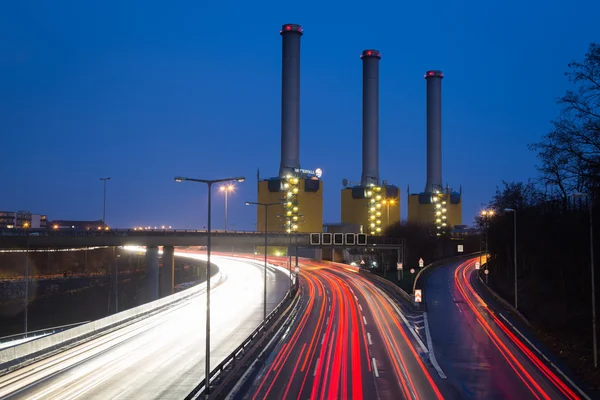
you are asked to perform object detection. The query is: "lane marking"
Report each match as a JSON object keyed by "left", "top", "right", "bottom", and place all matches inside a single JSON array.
[
  {"left": 321, "top": 333, "right": 326, "bottom": 345},
  {"left": 423, "top": 312, "right": 447, "bottom": 379},
  {"left": 326, "top": 317, "right": 330, "bottom": 326},
  {"left": 498, "top": 313, "right": 591, "bottom": 400},
  {"left": 354, "top": 295, "right": 358, "bottom": 301},
  {"left": 373, "top": 285, "right": 428, "bottom": 354},
  {"left": 328, "top": 305, "right": 331, "bottom": 311},
  {"left": 362, "top": 316, "right": 367, "bottom": 325},
  {"left": 367, "top": 332, "right": 372, "bottom": 346},
  {"left": 313, "top": 358, "right": 320, "bottom": 376},
  {"left": 359, "top": 304, "right": 363, "bottom": 311},
  {"left": 372, "top": 358, "right": 379, "bottom": 377}
]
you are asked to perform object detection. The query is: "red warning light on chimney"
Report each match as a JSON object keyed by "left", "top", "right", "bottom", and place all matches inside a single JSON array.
[
  {"left": 425, "top": 70, "right": 443, "bottom": 79},
  {"left": 280, "top": 24, "right": 303, "bottom": 35},
  {"left": 360, "top": 50, "right": 381, "bottom": 59}
]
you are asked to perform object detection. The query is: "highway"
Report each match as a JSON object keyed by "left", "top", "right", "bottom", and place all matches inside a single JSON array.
[
  {"left": 245, "top": 260, "right": 444, "bottom": 400},
  {"left": 0, "top": 255, "right": 290, "bottom": 400},
  {"left": 424, "top": 257, "right": 589, "bottom": 399}
]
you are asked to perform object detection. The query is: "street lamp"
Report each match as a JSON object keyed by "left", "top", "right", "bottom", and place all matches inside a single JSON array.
[
  {"left": 573, "top": 192, "right": 596, "bottom": 368},
  {"left": 504, "top": 208, "right": 518, "bottom": 309},
  {"left": 219, "top": 184, "right": 235, "bottom": 231},
  {"left": 174, "top": 175, "right": 245, "bottom": 395},
  {"left": 245, "top": 201, "right": 282, "bottom": 320},
  {"left": 100, "top": 177, "right": 111, "bottom": 227},
  {"left": 382, "top": 199, "right": 394, "bottom": 227},
  {"left": 24, "top": 239, "right": 29, "bottom": 337},
  {"left": 481, "top": 209, "right": 495, "bottom": 283}
]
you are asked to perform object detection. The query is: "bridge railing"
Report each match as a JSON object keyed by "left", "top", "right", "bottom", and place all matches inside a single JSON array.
[
  {"left": 0, "top": 229, "right": 402, "bottom": 244},
  {"left": 0, "top": 229, "right": 277, "bottom": 237}
]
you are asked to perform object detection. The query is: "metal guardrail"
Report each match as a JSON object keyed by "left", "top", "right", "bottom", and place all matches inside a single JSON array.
[
  {"left": 185, "top": 286, "right": 300, "bottom": 399},
  {"left": 362, "top": 270, "right": 413, "bottom": 304},
  {"left": 0, "top": 321, "right": 91, "bottom": 345},
  {"left": 477, "top": 273, "right": 532, "bottom": 327},
  {"left": 0, "top": 229, "right": 276, "bottom": 238}
]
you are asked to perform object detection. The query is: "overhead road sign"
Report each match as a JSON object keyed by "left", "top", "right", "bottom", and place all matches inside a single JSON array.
[
  {"left": 345, "top": 233, "right": 355, "bottom": 246},
  {"left": 333, "top": 233, "right": 344, "bottom": 246},
  {"left": 356, "top": 233, "right": 367, "bottom": 245},
  {"left": 310, "top": 233, "right": 320, "bottom": 245}
]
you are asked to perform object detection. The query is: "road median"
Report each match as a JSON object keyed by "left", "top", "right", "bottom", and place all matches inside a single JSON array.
[{"left": 0, "top": 270, "right": 223, "bottom": 374}]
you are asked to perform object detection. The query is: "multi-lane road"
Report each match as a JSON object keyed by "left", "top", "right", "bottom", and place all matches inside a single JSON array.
[
  {"left": 0, "top": 253, "right": 593, "bottom": 400},
  {"left": 246, "top": 260, "right": 445, "bottom": 400},
  {"left": 0, "top": 255, "right": 290, "bottom": 400},
  {"left": 245, "top": 256, "right": 591, "bottom": 400},
  {"left": 425, "top": 257, "right": 589, "bottom": 399}
]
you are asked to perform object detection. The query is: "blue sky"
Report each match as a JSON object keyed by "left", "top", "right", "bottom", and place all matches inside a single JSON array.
[{"left": 1, "top": 1, "right": 598, "bottom": 230}]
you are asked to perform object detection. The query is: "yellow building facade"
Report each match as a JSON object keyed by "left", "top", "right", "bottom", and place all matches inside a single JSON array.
[
  {"left": 256, "top": 177, "right": 323, "bottom": 233},
  {"left": 341, "top": 185, "right": 400, "bottom": 234},
  {"left": 407, "top": 192, "right": 462, "bottom": 232}
]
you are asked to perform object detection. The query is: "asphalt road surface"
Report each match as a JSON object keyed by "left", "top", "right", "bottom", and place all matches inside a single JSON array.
[
  {"left": 0, "top": 255, "right": 290, "bottom": 400},
  {"left": 424, "top": 257, "right": 588, "bottom": 400},
  {"left": 246, "top": 260, "right": 444, "bottom": 400}
]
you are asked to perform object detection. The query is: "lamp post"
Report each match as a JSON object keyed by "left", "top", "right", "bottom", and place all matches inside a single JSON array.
[
  {"left": 24, "top": 239, "right": 29, "bottom": 337},
  {"left": 481, "top": 209, "right": 495, "bottom": 284},
  {"left": 288, "top": 233, "right": 292, "bottom": 290},
  {"left": 175, "top": 175, "right": 245, "bottom": 396},
  {"left": 294, "top": 229, "right": 299, "bottom": 289},
  {"left": 504, "top": 208, "right": 518, "bottom": 309},
  {"left": 573, "top": 192, "right": 596, "bottom": 368},
  {"left": 219, "top": 184, "right": 235, "bottom": 231},
  {"left": 245, "top": 201, "right": 281, "bottom": 320},
  {"left": 100, "top": 177, "right": 111, "bottom": 227},
  {"left": 383, "top": 199, "right": 395, "bottom": 227}
]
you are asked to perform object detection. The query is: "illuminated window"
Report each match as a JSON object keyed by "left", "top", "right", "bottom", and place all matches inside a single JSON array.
[
  {"left": 366, "top": 186, "right": 383, "bottom": 236},
  {"left": 282, "top": 174, "right": 300, "bottom": 233}
]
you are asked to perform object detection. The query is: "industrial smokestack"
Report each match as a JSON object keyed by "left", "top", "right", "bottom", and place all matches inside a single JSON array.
[
  {"left": 360, "top": 49, "right": 381, "bottom": 187},
  {"left": 279, "top": 24, "right": 303, "bottom": 177},
  {"left": 424, "top": 70, "right": 443, "bottom": 193}
]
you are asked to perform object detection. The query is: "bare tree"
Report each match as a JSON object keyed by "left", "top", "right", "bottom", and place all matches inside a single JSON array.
[{"left": 531, "top": 43, "right": 600, "bottom": 195}]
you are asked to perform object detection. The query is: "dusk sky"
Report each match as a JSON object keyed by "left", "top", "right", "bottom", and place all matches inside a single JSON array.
[{"left": 2, "top": 1, "right": 598, "bottom": 230}]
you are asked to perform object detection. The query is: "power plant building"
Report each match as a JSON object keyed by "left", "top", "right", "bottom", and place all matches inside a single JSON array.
[
  {"left": 341, "top": 50, "right": 400, "bottom": 234},
  {"left": 407, "top": 70, "right": 462, "bottom": 231},
  {"left": 256, "top": 24, "right": 323, "bottom": 234}
]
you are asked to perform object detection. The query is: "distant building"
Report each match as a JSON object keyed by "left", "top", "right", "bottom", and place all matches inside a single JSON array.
[
  {"left": 0, "top": 211, "right": 16, "bottom": 229},
  {"left": 451, "top": 225, "right": 480, "bottom": 237},
  {"left": 0, "top": 211, "right": 47, "bottom": 229},
  {"left": 49, "top": 220, "right": 105, "bottom": 230},
  {"left": 323, "top": 222, "right": 363, "bottom": 234}
]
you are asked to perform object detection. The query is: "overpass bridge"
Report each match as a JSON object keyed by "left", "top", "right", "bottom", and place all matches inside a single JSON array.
[
  {"left": 0, "top": 229, "right": 403, "bottom": 250},
  {"left": 0, "top": 229, "right": 403, "bottom": 301}
]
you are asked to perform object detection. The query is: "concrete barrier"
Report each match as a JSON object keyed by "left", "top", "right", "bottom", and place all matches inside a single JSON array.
[
  {"left": 413, "top": 252, "right": 482, "bottom": 294},
  {"left": 364, "top": 271, "right": 413, "bottom": 304},
  {"left": 0, "top": 271, "right": 224, "bottom": 373}
]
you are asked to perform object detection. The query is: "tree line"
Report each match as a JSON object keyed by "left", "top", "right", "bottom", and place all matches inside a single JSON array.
[
  {"left": 477, "top": 43, "right": 599, "bottom": 376},
  {"left": 383, "top": 43, "right": 599, "bottom": 378}
]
